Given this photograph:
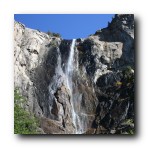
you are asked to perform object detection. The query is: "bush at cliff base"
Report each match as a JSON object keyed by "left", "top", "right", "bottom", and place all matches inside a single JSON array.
[{"left": 14, "top": 89, "right": 39, "bottom": 134}]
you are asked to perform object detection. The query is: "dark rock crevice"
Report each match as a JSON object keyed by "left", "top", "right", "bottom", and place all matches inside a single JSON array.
[{"left": 14, "top": 14, "right": 134, "bottom": 134}]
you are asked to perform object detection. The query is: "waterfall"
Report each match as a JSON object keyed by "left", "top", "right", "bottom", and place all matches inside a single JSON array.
[
  {"left": 66, "top": 39, "right": 82, "bottom": 134},
  {"left": 66, "top": 39, "right": 76, "bottom": 91}
]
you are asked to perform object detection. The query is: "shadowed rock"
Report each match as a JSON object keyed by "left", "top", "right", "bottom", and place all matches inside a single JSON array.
[{"left": 14, "top": 14, "right": 134, "bottom": 134}]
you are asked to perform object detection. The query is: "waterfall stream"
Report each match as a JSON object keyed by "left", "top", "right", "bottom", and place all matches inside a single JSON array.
[
  {"left": 66, "top": 39, "right": 82, "bottom": 134},
  {"left": 66, "top": 39, "right": 76, "bottom": 91}
]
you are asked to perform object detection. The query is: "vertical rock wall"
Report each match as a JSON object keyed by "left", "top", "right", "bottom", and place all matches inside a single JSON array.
[{"left": 14, "top": 14, "right": 134, "bottom": 134}]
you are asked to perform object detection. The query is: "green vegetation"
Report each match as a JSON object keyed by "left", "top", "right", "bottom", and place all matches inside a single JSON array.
[
  {"left": 47, "top": 31, "right": 61, "bottom": 38},
  {"left": 115, "top": 81, "right": 122, "bottom": 86},
  {"left": 123, "top": 66, "right": 134, "bottom": 77},
  {"left": 121, "top": 119, "right": 134, "bottom": 135},
  {"left": 14, "top": 89, "right": 39, "bottom": 134},
  {"left": 50, "top": 40, "right": 58, "bottom": 47},
  {"left": 52, "top": 33, "right": 61, "bottom": 38}
]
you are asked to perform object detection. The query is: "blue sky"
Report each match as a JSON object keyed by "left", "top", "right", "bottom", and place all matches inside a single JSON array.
[{"left": 14, "top": 14, "right": 114, "bottom": 39}]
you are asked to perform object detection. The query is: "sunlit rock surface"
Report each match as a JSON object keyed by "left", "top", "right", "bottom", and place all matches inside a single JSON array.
[{"left": 14, "top": 14, "right": 134, "bottom": 134}]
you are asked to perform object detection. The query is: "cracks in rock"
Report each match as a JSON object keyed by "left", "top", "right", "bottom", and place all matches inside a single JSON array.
[
  {"left": 20, "top": 63, "right": 26, "bottom": 67},
  {"left": 27, "top": 48, "right": 39, "bottom": 54}
]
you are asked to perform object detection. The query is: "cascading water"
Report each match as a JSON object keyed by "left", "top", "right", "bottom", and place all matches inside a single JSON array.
[
  {"left": 66, "top": 39, "right": 76, "bottom": 91},
  {"left": 66, "top": 39, "right": 82, "bottom": 134}
]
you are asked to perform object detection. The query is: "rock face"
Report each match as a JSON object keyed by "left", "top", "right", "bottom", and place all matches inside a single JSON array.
[{"left": 14, "top": 14, "right": 134, "bottom": 134}]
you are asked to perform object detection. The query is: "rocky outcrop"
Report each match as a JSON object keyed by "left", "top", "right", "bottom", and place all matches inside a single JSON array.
[{"left": 14, "top": 14, "right": 134, "bottom": 134}]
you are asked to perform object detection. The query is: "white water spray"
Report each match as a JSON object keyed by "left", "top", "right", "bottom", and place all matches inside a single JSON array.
[
  {"left": 66, "top": 39, "right": 76, "bottom": 91},
  {"left": 66, "top": 39, "right": 82, "bottom": 134}
]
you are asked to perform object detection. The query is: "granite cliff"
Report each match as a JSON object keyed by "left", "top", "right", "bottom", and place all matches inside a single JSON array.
[{"left": 14, "top": 14, "right": 134, "bottom": 134}]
